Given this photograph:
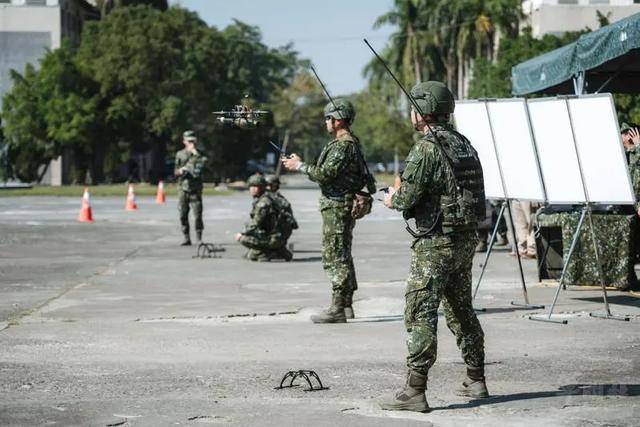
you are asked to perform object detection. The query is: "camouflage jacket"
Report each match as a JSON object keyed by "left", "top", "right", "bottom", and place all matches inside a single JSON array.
[
  {"left": 243, "top": 192, "right": 278, "bottom": 237},
  {"left": 391, "top": 123, "right": 484, "bottom": 234},
  {"left": 300, "top": 132, "right": 375, "bottom": 210},
  {"left": 269, "top": 190, "right": 299, "bottom": 231},
  {"left": 628, "top": 146, "right": 640, "bottom": 210},
  {"left": 175, "top": 148, "right": 207, "bottom": 193}
]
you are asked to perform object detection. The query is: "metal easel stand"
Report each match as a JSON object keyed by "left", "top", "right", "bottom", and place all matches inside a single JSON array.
[
  {"left": 472, "top": 200, "right": 544, "bottom": 311},
  {"left": 529, "top": 204, "right": 629, "bottom": 324}
]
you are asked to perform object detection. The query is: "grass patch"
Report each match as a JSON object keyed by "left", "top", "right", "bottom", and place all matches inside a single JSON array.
[{"left": 0, "top": 183, "right": 233, "bottom": 197}]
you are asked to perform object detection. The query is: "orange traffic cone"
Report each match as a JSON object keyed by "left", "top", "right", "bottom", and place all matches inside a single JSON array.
[
  {"left": 78, "top": 187, "right": 94, "bottom": 223},
  {"left": 125, "top": 184, "right": 138, "bottom": 211},
  {"left": 156, "top": 180, "right": 166, "bottom": 204}
]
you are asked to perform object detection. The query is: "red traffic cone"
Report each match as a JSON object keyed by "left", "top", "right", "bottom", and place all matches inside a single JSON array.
[
  {"left": 125, "top": 184, "right": 138, "bottom": 211},
  {"left": 156, "top": 180, "right": 166, "bottom": 204},
  {"left": 78, "top": 187, "right": 94, "bottom": 223}
]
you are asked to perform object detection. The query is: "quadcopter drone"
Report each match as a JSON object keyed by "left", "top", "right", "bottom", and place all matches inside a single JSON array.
[{"left": 212, "top": 96, "right": 272, "bottom": 129}]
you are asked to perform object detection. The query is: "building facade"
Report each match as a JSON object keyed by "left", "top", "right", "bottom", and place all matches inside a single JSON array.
[
  {"left": 523, "top": 0, "right": 640, "bottom": 37},
  {"left": 0, "top": 0, "right": 98, "bottom": 185}
]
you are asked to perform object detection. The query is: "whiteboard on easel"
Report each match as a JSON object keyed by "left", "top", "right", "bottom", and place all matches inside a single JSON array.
[
  {"left": 486, "top": 99, "right": 546, "bottom": 201},
  {"left": 567, "top": 94, "right": 636, "bottom": 205},
  {"left": 527, "top": 98, "right": 586, "bottom": 204},
  {"left": 454, "top": 101, "right": 506, "bottom": 199}
]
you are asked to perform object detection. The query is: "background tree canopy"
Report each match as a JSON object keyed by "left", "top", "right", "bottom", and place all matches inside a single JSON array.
[{"left": 2, "top": 1, "right": 637, "bottom": 184}]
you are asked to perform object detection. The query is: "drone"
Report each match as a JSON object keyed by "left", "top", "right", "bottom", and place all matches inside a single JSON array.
[{"left": 212, "top": 95, "right": 272, "bottom": 129}]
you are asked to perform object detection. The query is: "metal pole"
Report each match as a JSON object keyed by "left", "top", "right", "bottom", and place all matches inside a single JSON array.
[
  {"left": 529, "top": 207, "right": 587, "bottom": 324},
  {"left": 473, "top": 201, "right": 505, "bottom": 301},
  {"left": 586, "top": 205, "right": 630, "bottom": 321}
]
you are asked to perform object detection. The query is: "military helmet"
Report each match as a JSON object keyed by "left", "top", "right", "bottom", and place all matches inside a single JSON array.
[
  {"left": 410, "top": 81, "right": 455, "bottom": 116},
  {"left": 265, "top": 175, "right": 280, "bottom": 185},
  {"left": 324, "top": 98, "right": 356, "bottom": 123},
  {"left": 247, "top": 174, "right": 266, "bottom": 187}
]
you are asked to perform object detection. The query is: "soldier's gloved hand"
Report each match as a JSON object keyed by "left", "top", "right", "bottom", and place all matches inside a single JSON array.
[
  {"left": 630, "top": 127, "right": 640, "bottom": 146},
  {"left": 281, "top": 154, "right": 302, "bottom": 171},
  {"left": 235, "top": 233, "right": 243, "bottom": 242},
  {"left": 383, "top": 187, "right": 396, "bottom": 208}
]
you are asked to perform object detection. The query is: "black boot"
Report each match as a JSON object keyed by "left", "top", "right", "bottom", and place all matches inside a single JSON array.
[
  {"left": 457, "top": 365, "right": 489, "bottom": 398},
  {"left": 380, "top": 370, "right": 430, "bottom": 412},
  {"left": 344, "top": 292, "right": 354, "bottom": 319},
  {"left": 310, "top": 293, "right": 346, "bottom": 324},
  {"left": 196, "top": 231, "right": 202, "bottom": 244},
  {"left": 180, "top": 234, "right": 191, "bottom": 246}
]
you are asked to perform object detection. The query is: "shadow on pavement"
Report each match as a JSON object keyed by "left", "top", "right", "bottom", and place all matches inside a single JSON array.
[
  {"left": 292, "top": 257, "right": 323, "bottom": 263},
  {"left": 432, "top": 384, "right": 640, "bottom": 411}
]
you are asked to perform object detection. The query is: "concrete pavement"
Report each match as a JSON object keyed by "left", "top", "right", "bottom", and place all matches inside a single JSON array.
[{"left": 0, "top": 184, "right": 639, "bottom": 426}]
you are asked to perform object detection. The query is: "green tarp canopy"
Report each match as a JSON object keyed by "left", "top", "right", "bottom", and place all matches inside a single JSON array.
[{"left": 512, "top": 12, "right": 640, "bottom": 95}]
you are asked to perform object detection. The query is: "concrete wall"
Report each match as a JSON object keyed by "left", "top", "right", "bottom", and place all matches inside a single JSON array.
[{"left": 523, "top": 1, "right": 640, "bottom": 37}]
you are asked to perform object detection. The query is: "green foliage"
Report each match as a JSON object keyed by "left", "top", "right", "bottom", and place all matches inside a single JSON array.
[
  {"left": 351, "top": 89, "right": 414, "bottom": 161},
  {"left": 2, "top": 5, "right": 302, "bottom": 183},
  {"left": 468, "top": 28, "right": 583, "bottom": 98}
]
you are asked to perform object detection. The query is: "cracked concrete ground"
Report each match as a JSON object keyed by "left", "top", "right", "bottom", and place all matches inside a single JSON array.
[{"left": 1, "top": 182, "right": 639, "bottom": 426}]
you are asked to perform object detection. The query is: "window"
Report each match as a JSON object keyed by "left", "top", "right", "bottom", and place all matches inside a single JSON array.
[
  {"left": 589, "top": 0, "right": 609, "bottom": 4},
  {"left": 558, "top": 0, "right": 578, "bottom": 4},
  {"left": 25, "top": 0, "right": 47, "bottom": 5}
]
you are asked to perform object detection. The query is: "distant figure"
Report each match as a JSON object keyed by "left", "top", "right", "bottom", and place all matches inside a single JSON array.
[
  {"left": 175, "top": 130, "right": 206, "bottom": 246},
  {"left": 235, "top": 174, "right": 292, "bottom": 262}
]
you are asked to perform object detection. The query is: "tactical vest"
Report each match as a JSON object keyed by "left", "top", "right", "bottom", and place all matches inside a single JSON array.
[
  {"left": 437, "top": 130, "right": 486, "bottom": 232},
  {"left": 318, "top": 135, "right": 370, "bottom": 200},
  {"left": 408, "top": 128, "right": 485, "bottom": 237}
]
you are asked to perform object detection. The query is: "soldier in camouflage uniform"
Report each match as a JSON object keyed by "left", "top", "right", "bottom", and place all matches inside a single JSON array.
[
  {"left": 235, "top": 175, "right": 293, "bottom": 262},
  {"left": 282, "top": 99, "right": 375, "bottom": 323},
  {"left": 175, "top": 130, "right": 207, "bottom": 246},
  {"left": 621, "top": 124, "right": 640, "bottom": 264},
  {"left": 380, "top": 82, "right": 488, "bottom": 413},
  {"left": 266, "top": 175, "right": 299, "bottom": 246}
]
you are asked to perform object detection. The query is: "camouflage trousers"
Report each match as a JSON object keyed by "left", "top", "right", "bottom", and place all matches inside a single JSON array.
[
  {"left": 178, "top": 190, "right": 203, "bottom": 236},
  {"left": 404, "top": 231, "right": 484, "bottom": 375},
  {"left": 239, "top": 230, "right": 287, "bottom": 260},
  {"left": 321, "top": 205, "right": 357, "bottom": 299}
]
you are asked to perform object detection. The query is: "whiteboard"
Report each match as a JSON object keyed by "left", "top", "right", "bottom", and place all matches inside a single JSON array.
[
  {"left": 487, "top": 99, "right": 546, "bottom": 201},
  {"left": 454, "top": 101, "right": 505, "bottom": 199},
  {"left": 567, "top": 94, "right": 636, "bottom": 204},
  {"left": 527, "top": 98, "right": 586, "bottom": 204}
]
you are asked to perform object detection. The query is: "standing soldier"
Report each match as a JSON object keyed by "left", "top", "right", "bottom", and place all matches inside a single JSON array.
[
  {"left": 282, "top": 99, "right": 375, "bottom": 323},
  {"left": 175, "top": 130, "right": 206, "bottom": 246},
  {"left": 235, "top": 174, "right": 292, "bottom": 261},
  {"left": 380, "top": 82, "right": 488, "bottom": 412}
]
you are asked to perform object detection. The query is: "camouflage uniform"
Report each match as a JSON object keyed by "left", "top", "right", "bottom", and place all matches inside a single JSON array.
[
  {"left": 300, "top": 132, "right": 374, "bottom": 303},
  {"left": 391, "top": 124, "right": 486, "bottom": 375},
  {"left": 268, "top": 190, "right": 298, "bottom": 241},
  {"left": 537, "top": 211, "right": 638, "bottom": 289},
  {"left": 239, "top": 184, "right": 290, "bottom": 261},
  {"left": 175, "top": 146, "right": 207, "bottom": 242}
]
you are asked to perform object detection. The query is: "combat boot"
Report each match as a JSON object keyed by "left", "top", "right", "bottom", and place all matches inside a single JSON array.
[
  {"left": 196, "top": 231, "right": 203, "bottom": 244},
  {"left": 380, "top": 370, "right": 430, "bottom": 412},
  {"left": 457, "top": 366, "right": 489, "bottom": 398},
  {"left": 311, "top": 293, "right": 346, "bottom": 324},
  {"left": 180, "top": 234, "right": 191, "bottom": 246},
  {"left": 277, "top": 246, "right": 293, "bottom": 262},
  {"left": 344, "top": 292, "right": 355, "bottom": 319}
]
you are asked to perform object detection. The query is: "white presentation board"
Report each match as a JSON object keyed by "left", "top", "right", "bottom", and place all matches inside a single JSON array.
[
  {"left": 486, "top": 99, "right": 546, "bottom": 201},
  {"left": 527, "top": 98, "right": 586, "bottom": 204},
  {"left": 567, "top": 94, "right": 636, "bottom": 204},
  {"left": 454, "top": 101, "right": 506, "bottom": 199}
]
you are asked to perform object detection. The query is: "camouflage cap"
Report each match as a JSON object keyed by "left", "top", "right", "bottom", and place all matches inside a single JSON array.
[
  {"left": 620, "top": 122, "right": 631, "bottom": 133},
  {"left": 247, "top": 174, "right": 266, "bottom": 187},
  {"left": 324, "top": 98, "right": 355, "bottom": 122},
  {"left": 183, "top": 130, "right": 197, "bottom": 142},
  {"left": 410, "top": 81, "right": 455, "bottom": 116},
  {"left": 265, "top": 175, "right": 280, "bottom": 185}
]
